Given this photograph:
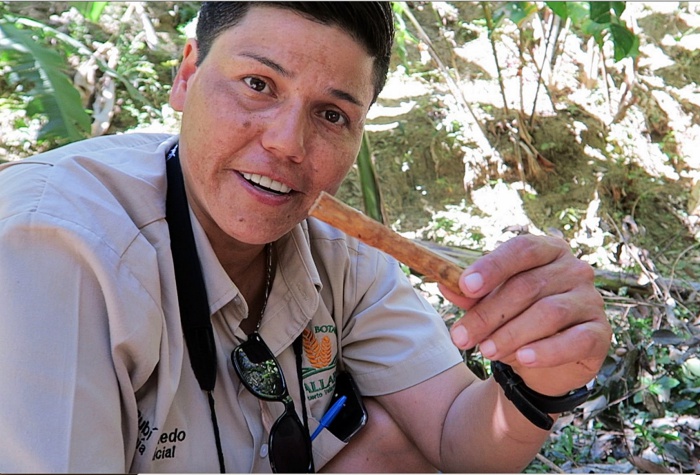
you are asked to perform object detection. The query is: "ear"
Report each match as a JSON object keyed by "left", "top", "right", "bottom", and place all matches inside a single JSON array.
[{"left": 169, "top": 38, "right": 199, "bottom": 112}]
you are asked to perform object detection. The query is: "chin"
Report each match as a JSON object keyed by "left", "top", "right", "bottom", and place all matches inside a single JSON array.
[{"left": 228, "top": 226, "right": 294, "bottom": 246}]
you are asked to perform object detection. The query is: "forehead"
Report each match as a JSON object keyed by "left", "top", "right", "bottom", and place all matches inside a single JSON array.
[
  {"left": 208, "top": 6, "right": 376, "bottom": 106},
  {"left": 230, "top": 5, "right": 367, "bottom": 51}
]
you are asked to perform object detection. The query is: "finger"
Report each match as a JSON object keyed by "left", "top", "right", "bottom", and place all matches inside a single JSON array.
[
  {"left": 437, "top": 282, "right": 480, "bottom": 311},
  {"left": 450, "top": 254, "right": 595, "bottom": 349},
  {"left": 516, "top": 319, "right": 612, "bottom": 368},
  {"left": 510, "top": 320, "right": 612, "bottom": 395},
  {"left": 459, "top": 234, "right": 571, "bottom": 299},
  {"left": 474, "top": 287, "right": 603, "bottom": 362}
]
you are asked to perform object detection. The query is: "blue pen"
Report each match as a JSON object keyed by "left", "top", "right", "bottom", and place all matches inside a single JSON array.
[{"left": 310, "top": 395, "right": 347, "bottom": 441}]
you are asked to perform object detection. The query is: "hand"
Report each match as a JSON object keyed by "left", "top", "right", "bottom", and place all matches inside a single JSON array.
[{"left": 439, "top": 234, "right": 611, "bottom": 397}]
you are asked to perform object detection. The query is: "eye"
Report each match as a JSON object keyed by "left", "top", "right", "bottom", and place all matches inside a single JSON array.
[
  {"left": 243, "top": 76, "right": 270, "bottom": 93},
  {"left": 323, "top": 110, "right": 347, "bottom": 126}
]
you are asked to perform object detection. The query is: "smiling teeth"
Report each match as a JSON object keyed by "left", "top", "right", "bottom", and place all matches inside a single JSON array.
[{"left": 242, "top": 172, "right": 292, "bottom": 194}]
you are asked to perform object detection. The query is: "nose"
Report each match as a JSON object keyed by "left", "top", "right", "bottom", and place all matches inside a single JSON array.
[{"left": 260, "top": 103, "right": 307, "bottom": 163}]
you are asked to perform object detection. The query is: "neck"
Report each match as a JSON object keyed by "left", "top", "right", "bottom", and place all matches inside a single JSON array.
[
  {"left": 224, "top": 242, "right": 273, "bottom": 335},
  {"left": 217, "top": 241, "right": 268, "bottom": 282},
  {"left": 186, "top": 198, "right": 275, "bottom": 333}
]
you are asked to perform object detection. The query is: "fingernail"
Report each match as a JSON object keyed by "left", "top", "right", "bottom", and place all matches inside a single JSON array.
[
  {"left": 451, "top": 326, "right": 469, "bottom": 348},
  {"left": 463, "top": 273, "right": 484, "bottom": 293},
  {"left": 518, "top": 348, "right": 537, "bottom": 364},
  {"left": 480, "top": 340, "right": 496, "bottom": 358}
]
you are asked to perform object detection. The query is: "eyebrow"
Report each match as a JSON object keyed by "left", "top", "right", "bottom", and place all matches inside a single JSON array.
[
  {"left": 328, "top": 88, "right": 363, "bottom": 108},
  {"left": 239, "top": 52, "right": 366, "bottom": 109},
  {"left": 240, "top": 52, "right": 291, "bottom": 77}
]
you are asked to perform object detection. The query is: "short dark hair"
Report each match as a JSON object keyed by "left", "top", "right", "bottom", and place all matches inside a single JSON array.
[{"left": 195, "top": 2, "right": 395, "bottom": 103}]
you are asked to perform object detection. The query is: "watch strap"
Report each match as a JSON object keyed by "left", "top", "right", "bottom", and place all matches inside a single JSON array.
[{"left": 491, "top": 361, "right": 592, "bottom": 431}]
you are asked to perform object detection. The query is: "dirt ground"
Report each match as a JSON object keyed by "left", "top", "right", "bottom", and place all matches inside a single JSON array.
[
  {"left": 336, "top": 4, "right": 700, "bottom": 471},
  {"left": 339, "top": 2, "right": 700, "bottom": 286}
]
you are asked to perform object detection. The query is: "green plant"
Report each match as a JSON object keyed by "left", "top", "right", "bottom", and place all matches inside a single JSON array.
[
  {"left": 69, "top": 1, "right": 108, "bottom": 23},
  {"left": 558, "top": 206, "right": 582, "bottom": 231},
  {"left": 0, "top": 17, "right": 91, "bottom": 143},
  {"left": 391, "top": 2, "right": 419, "bottom": 72},
  {"left": 544, "top": 2, "right": 639, "bottom": 62},
  {"left": 0, "top": 3, "right": 160, "bottom": 148},
  {"left": 356, "top": 132, "right": 385, "bottom": 223}
]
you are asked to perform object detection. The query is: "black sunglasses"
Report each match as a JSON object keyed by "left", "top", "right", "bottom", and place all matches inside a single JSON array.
[{"left": 231, "top": 332, "right": 314, "bottom": 473}]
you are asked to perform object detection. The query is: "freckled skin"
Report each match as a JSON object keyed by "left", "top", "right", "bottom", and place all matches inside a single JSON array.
[{"left": 169, "top": 7, "right": 375, "bottom": 266}]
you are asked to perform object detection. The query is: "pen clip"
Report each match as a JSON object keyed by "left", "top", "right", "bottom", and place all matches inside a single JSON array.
[{"left": 310, "top": 395, "right": 347, "bottom": 441}]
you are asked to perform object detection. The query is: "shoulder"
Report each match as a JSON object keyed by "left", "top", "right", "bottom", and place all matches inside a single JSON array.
[
  {"left": 304, "top": 216, "right": 407, "bottom": 299},
  {"left": 0, "top": 133, "right": 177, "bottom": 254},
  {"left": 305, "top": 216, "right": 393, "bottom": 264},
  {"left": 0, "top": 132, "right": 175, "bottom": 183}
]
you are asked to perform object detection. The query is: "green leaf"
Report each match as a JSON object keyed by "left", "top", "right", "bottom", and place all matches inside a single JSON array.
[
  {"left": 670, "top": 399, "right": 696, "bottom": 413},
  {"left": 683, "top": 357, "right": 700, "bottom": 378},
  {"left": 0, "top": 20, "right": 90, "bottom": 142},
  {"left": 651, "top": 329, "right": 685, "bottom": 346},
  {"left": 14, "top": 17, "right": 149, "bottom": 106},
  {"left": 565, "top": 2, "right": 590, "bottom": 25},
  {"left": 356, "top": 132, "right": 385, "bottom": 223},
  {"left": 611, "top": 1, "right": 627, "bottom": 17},
  {"left": 391, "top": 2, "right": 407, "bottom": 16},
  {"left": 500, "top": 2, "right": 538, "bottom": 26},
  {"left": 546, "top": 1, "right": 570, "bottom": 20},
  {"left": 609, "top": 22, "right": 639, "bottom": 61},
  {"left": 657, "top": 375, "right": 680, "bottom": 390},
  {"left": 69, "top": 2, "right": 108, "bottom": 23},
  {"left": 581, "top": 18, "right": 608, "bottom": 43},
  {"left": 589, "top": 1, "right": 612, "bottom": 24}
]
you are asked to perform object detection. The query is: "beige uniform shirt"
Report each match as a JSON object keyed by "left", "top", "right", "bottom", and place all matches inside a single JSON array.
[{"left": 0, "top": 133, "right": 462, "bottom": 473}]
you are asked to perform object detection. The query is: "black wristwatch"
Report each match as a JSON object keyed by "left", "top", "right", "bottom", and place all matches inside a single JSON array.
[{"left": 491, "top": 361, "right": 592, "bottom": 431}]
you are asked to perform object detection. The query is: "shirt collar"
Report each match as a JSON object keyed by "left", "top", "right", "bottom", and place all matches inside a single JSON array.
[
  {"left": 259, "top": 220, "right": 322, "bottom": 355},
  {"left": 189, "top": 206, "right": 239, "bottom": 316},
  {"left": 190, "top": 213, "right": 322, "bottom": 355}
]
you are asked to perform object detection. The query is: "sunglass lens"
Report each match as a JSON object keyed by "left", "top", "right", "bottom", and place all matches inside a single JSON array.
[
  {"left": 232, "top": 336, "right": 285, "bottom": 399},
  {"left": 269, "top": 411, "right": 312, "bottom": 473}
]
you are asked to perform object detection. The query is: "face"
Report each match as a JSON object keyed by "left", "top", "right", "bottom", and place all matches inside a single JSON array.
[{"left": 169, "top": 6, "right": 376, "bottom": 251}]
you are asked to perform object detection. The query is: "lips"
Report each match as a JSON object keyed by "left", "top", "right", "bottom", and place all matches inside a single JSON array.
[{"left": 241, "top": 172, "right": 293, "bottom": 194}]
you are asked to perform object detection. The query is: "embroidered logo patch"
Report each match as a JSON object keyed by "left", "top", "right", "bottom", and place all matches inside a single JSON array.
[
  {"left": 300, "top": 325, "right": 338, "bottom": 400},
  {"left": 302, "top": 328, "right": 332, "bottom": 368}
]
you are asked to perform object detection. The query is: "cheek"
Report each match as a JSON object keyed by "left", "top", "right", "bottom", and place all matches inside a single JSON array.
[
  {"left": 315, "top": 158, "right": 356, "bottom": 194},
  {"left": 185, "top": 75, "right": 245, "bottom": 126},
  {"left": 180, "top": 150, "right": 211, "bottom": 197}
]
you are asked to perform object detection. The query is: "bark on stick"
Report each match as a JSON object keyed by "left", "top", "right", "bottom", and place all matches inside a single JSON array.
[{"left": 309, "top": 191, "right": 464, "bottom": 295}]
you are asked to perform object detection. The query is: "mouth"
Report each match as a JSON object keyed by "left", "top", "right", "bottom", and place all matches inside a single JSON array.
[{"left": 241, "top": 172, "right": 293, "bottom": 195}]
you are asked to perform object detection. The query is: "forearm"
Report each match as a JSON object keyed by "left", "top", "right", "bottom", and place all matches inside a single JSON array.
[{"left": 439, "top": 376, "right": 553, "bottom": 472}]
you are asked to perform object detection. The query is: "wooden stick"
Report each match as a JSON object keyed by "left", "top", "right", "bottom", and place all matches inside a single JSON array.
[{"left": 309, "top": 191, "right": 464, "bottom": 295}]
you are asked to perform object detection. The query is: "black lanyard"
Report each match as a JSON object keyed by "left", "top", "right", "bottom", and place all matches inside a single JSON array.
[
  {"left": 164, "top": 144, "right": 311, "bottom": 472},
  {"left": 165, "top": 144, "right": 225, "bottom": 471}
]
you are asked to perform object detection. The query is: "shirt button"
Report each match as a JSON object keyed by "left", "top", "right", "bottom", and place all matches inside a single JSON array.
[{"left": 259, "top": 444, "right": 269, "bottom": 458}]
